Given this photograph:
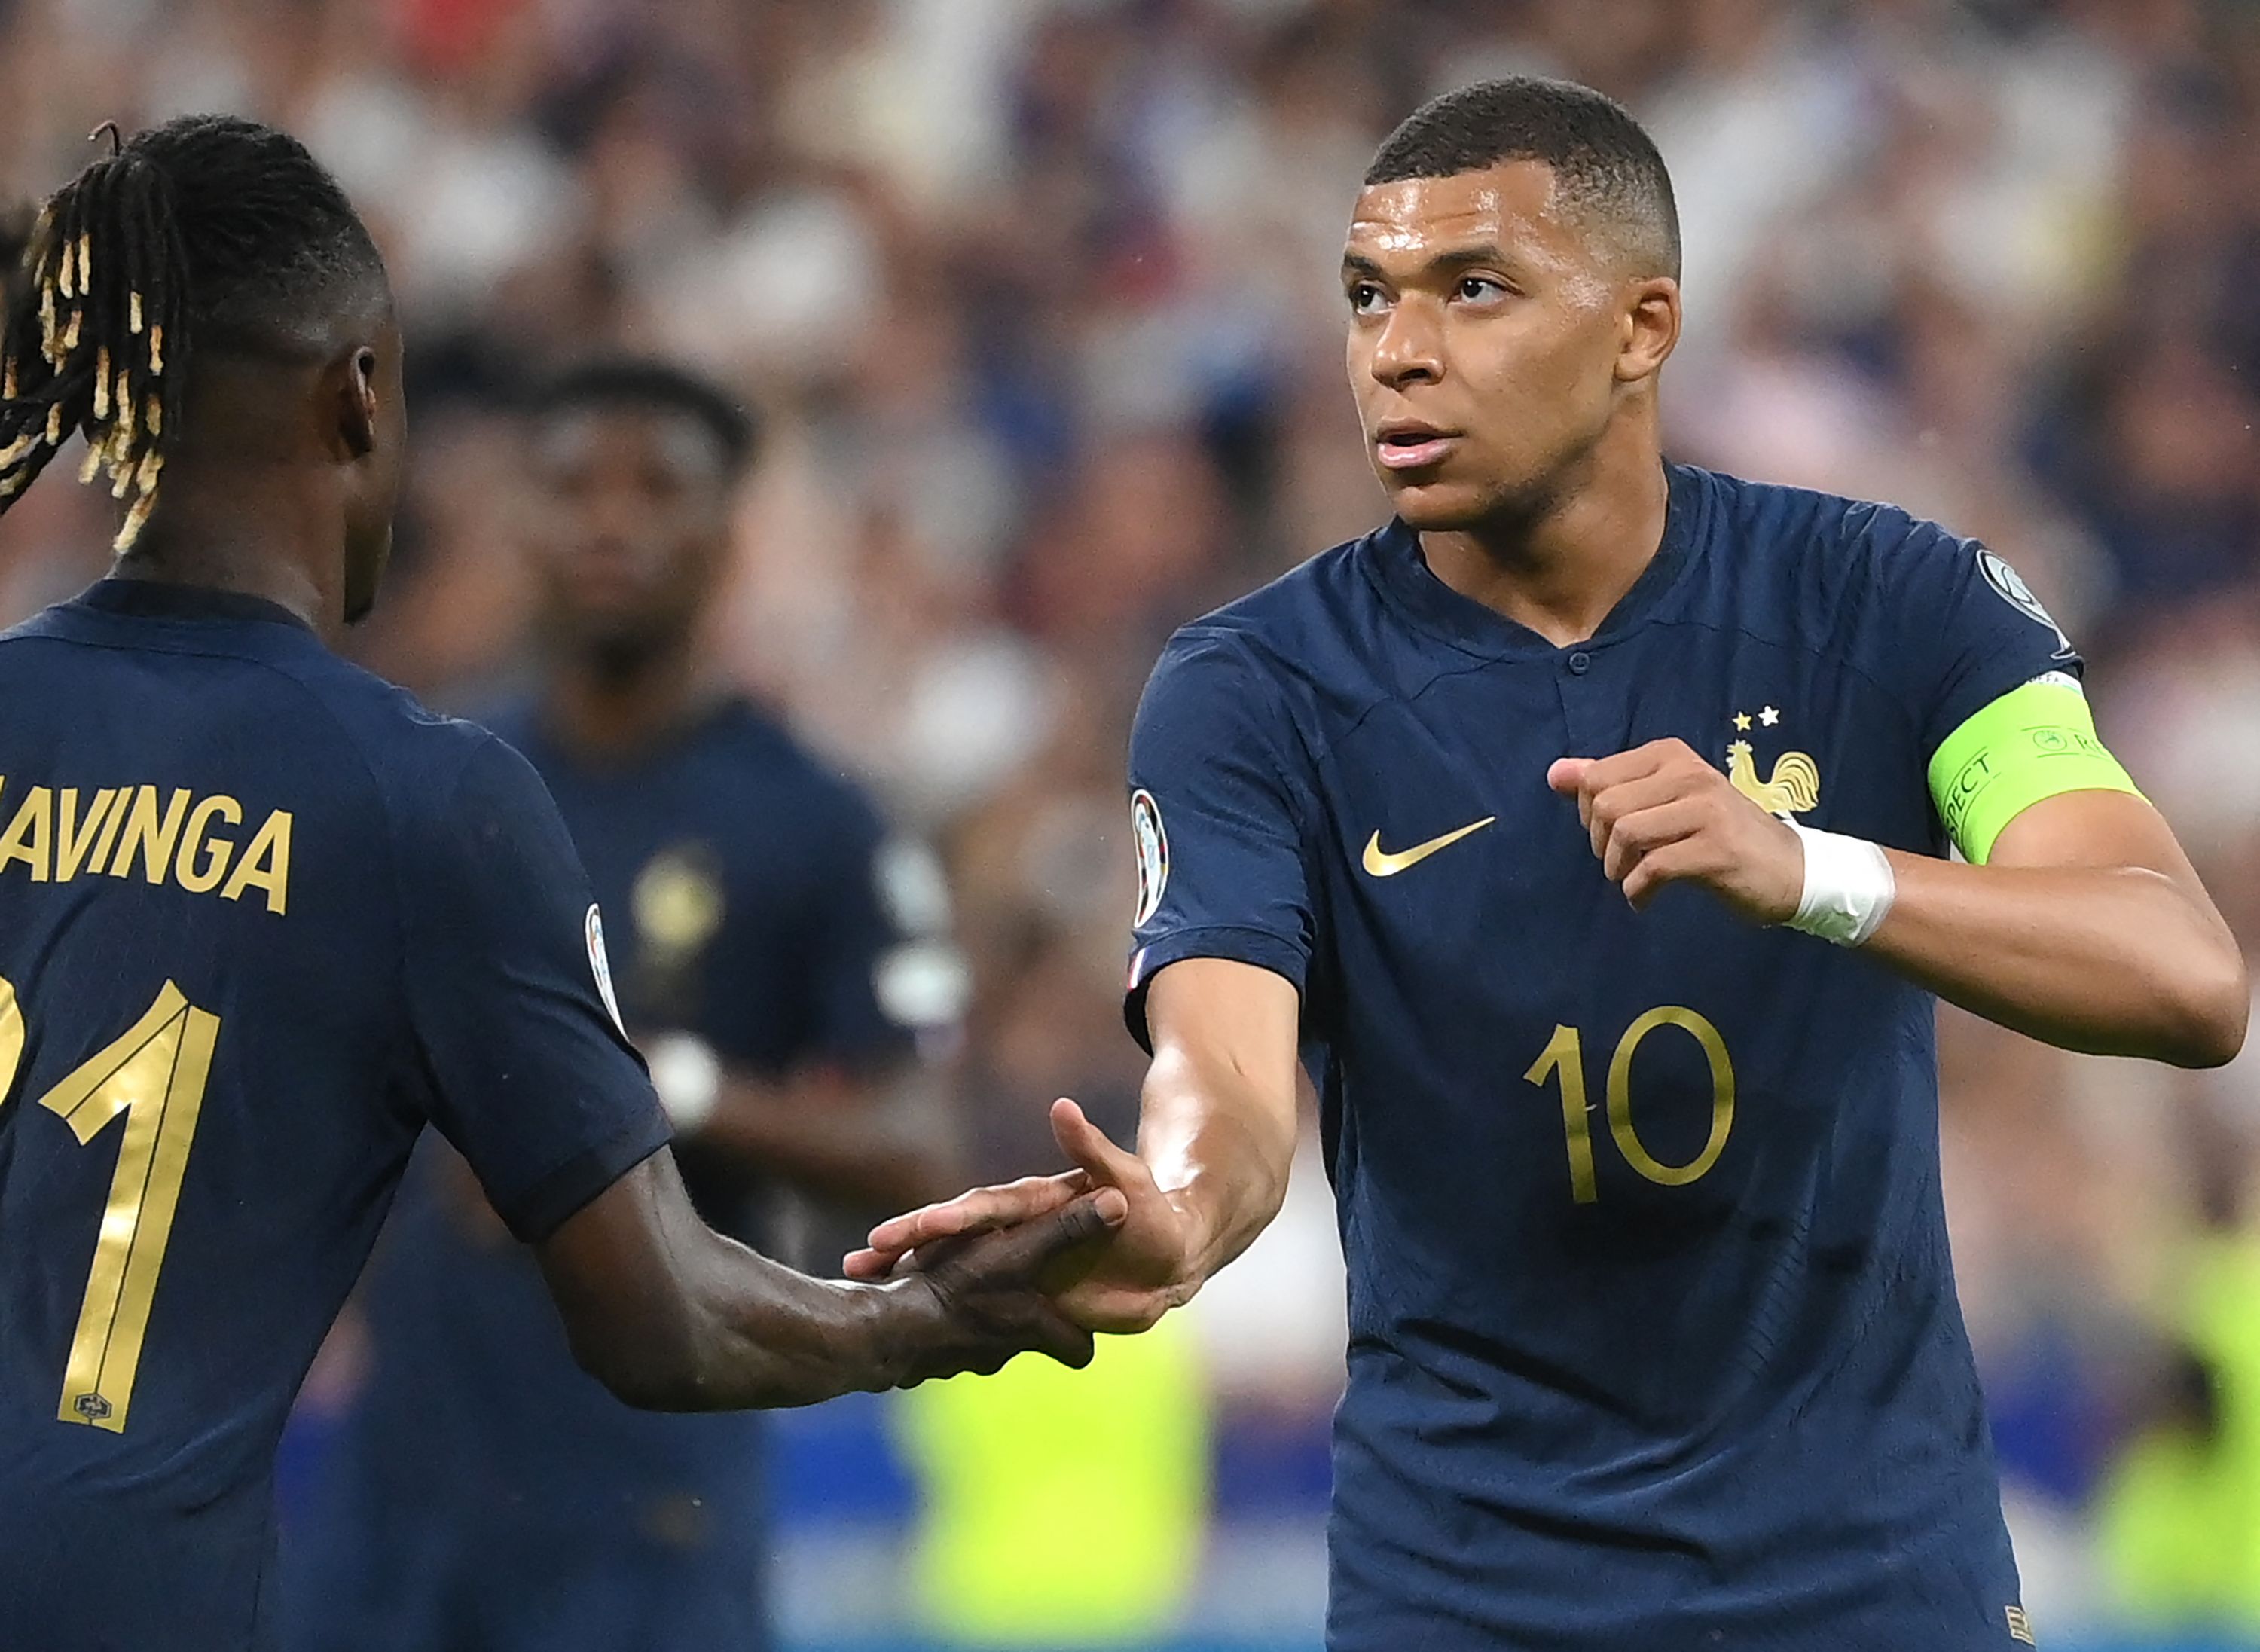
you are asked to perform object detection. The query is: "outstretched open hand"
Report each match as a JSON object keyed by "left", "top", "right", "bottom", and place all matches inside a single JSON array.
[
  {"left": 848, "top": 1098, "right": 1199, "bottom": 1335},
  {"left": 885, "top": 1185, "right": 1128, "bottom": 1385}
]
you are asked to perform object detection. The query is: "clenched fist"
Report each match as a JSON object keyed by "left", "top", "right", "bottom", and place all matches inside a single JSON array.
[{"left": 1547, "top": 738, "right": 1803, "bottom": 923}]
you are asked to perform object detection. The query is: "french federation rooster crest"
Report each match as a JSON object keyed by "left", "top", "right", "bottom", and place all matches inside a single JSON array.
[{"left": 1725, "top": 739, "right": 1820, "bottom": 817}]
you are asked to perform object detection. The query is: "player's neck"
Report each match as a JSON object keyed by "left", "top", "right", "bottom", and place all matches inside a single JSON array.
[
  {"left": 544, "top": 645, "right": 722, "bottom": 760},
  {"left": 110, "top": 494, "right": 334, "bottom": 638},
  {"left": 1418, "top": 436, "right": 1669, "bottom": 649}
]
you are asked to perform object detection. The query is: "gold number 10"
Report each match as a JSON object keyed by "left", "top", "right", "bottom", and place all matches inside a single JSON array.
[
  {"left": 1522, "top": 1006, "right": 1735, "bottom": 1205},
  {"left": 0, "top": 976, "right": 219, "bottom": 1433}
]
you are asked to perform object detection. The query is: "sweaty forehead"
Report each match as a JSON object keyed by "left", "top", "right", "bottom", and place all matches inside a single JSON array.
[{"left": 1345, "top": 160, "right": 1573, "bottom": 266}]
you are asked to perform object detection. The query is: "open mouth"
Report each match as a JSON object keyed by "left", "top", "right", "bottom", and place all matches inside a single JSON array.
[{"left": 1374, "top": 424, "right": 1458, "bottom": 472}]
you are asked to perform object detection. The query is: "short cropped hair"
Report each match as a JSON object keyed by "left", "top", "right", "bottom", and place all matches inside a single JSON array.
[
  {"left": 531, "top": 358, "right": 760, "bottom": 479},
  {"left": 1365, "top": 76, "right": 1680, "bottom": 280}
]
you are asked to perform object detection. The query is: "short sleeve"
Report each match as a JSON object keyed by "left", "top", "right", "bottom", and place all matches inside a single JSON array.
[
  {"left": 1886, "top": 518, "right": 2085, "bottom": 762},
  {"left": 401, "top": 737, "right": 671, "bottom": 1242},
  {"left": 1123, "top": 630, "right": 1317, "bottom": 1050}
]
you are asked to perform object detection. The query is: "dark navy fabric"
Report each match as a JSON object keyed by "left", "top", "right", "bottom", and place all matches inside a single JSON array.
[
  {"left": 1125, "top": 464, "right": 2075, "bottom": 1651},
  {"left": 0, "top": 580, "right": 669, "bottom": 1652},
  {"left": 294, "top": 697, "right": 914, "bottom": 1652}
]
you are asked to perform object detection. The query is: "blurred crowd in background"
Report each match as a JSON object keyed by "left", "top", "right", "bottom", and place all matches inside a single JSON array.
[{"left": 8, "top": 0, "right": 2260, "bottom": 1645}]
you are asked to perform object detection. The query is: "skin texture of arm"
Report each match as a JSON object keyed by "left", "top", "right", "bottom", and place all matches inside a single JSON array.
[
  {"left": 1868, "top": 789, "right": 2246, "bottom": 1062},
  {"left": 1550, "top": 740, "right": 2248, "bottom": 1067},
  {"left": 844, "top": 957, "right": 1303, "bottom": 1333},
  {"left": 536, "top": 1147, "right": 1122, "bottom": 1409}
]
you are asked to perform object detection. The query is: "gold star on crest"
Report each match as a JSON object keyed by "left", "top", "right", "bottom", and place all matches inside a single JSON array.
[{"left": 1732, "top": 711, "right": 1753, "bottom": 731}]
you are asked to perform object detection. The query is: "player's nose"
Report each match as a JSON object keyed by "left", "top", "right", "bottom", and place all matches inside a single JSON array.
[{"left": 1370, "top": 303, "right": 1444, "bottom": 386}]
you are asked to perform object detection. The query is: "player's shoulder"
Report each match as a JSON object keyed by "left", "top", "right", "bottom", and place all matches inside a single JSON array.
[
  {"left": 279, "top": 650, "right": 502, "bottom": 797},
  {"left": 1150, "top": 530, "right": 1388, "bottom": 706},
  {"left": 249, "top": 656, "right": 559, "bottom": 871},
  {"left": 1687, "top": 464, "right": 2002, "bottom": 664},
  {"left": 1694, "top": 463, "right": 1975, "bottom": 582}
]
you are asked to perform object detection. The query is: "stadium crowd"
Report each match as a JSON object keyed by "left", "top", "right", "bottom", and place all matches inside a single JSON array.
[{"left": 6, "top": 0, "right": 2260, "bottom": 1641}]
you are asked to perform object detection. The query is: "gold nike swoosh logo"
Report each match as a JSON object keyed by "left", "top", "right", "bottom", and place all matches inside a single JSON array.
[{"left": 1361, "top": 817, "right": 1496, "bottom": 878}]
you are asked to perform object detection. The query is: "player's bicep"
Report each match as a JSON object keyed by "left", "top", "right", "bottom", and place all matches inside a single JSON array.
[
  {"left": 534, "top": 1149, "right": 710, "bottom": 1398},
  {"left": 1987, "top": 786, "right": 2209, "bottom": 891},
  {"left": 1926, "top": 677, "right": 2142, "bottom": 863},
  {"left": 1144, "top": 957, "right": 1303, "bottom": 1134}
]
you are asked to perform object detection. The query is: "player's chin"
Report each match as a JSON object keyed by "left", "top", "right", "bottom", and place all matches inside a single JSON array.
[{"left": 1381, "top": 474, "right": 1498, "bottom": 533}]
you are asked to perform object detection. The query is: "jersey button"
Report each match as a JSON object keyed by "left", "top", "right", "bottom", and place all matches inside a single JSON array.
[{"left": 1567, "top": 650, "right": 1593, "bottom": 674}]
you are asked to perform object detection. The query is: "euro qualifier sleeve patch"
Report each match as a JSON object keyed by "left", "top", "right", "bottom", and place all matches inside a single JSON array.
[
  {"left": 585, "top": 903, "right": 627, "bottom": 1036},
  {"left": 1130, "top": 789, "right": 1169, "bottom": 928}
]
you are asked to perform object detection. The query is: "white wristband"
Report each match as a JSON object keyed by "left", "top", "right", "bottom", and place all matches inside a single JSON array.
[
  {"left": 645, "top": 1032, "right": 722, "bottom": 1132},
  {"left": 1784, "top": 823, "right": 1896, "bottom": 947}
]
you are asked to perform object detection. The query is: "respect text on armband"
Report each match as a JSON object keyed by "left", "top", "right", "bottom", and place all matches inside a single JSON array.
[{"left": 1938, "top": 724, "right": 2110, "bottom": 837}]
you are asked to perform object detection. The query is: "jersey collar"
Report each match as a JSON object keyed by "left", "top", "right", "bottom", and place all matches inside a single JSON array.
[
  {"left": 1363, "top": 460, "right": 1706, "bottom": 660},
  {"left": 73, "top": 577, "right": 316, "bottom": 634}
]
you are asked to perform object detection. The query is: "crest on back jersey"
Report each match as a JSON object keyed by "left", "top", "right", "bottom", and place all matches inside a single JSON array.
[
  {"left": 585, "top": 903, "right": 626, "bottom": 1036},
  {"left": 1130, "top": 789, "right": 1169, "bottom": 928},
  {"left": 1977, "top": 548, "right": 2074, "bottom": 656}
]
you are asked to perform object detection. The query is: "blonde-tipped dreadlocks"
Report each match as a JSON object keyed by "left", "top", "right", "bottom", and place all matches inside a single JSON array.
[{"left": 0, "top": 115, "right": 382, "bottom": 553}]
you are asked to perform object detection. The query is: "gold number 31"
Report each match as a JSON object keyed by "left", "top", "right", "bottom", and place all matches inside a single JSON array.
[
  {"left": 0, "top": 976, "right": 219, "bottom": 1433},
  {"left": 1522, "top": 1006, "right": 1735, "bottom": 1204}
]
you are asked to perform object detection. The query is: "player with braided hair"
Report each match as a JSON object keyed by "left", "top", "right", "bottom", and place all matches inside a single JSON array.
[
  {"left": 0, "top": 116, "right": 1118, "bottom": 1652},
  {"left": 0, "top": 118, "right": 379, "bottom": 558},
  {"left": 0, "top": 205, "right": 31, "bottom": 322},
  {"left": 0, "top": 115, "right": 394, "bottom": 615}
]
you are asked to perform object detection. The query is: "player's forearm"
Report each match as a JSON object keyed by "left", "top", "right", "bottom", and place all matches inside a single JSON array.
[
  {"left": 1867, "top": 853, "right": 2247, "bottom": 1066},
  {"left": 538, "top": 1153, "right": 936, "bottom": 1410},
  {"left": 657, "top": 1227, "right": 938, "bottom": 1409},
  {"left": 1139, "top": 1039, "right": 1298, "bottom": 1290}
]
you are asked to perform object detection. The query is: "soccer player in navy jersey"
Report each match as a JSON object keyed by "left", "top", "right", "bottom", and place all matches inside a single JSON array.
[
  {"left": 851, "top": 76, "right": 2250, "bottom": 1650},
  {"left": 0, "top": 118, "right": 1115, "bottom": 1652},
  {"left": 289, "top": 359, "right": 966, "bottom": 1652}
]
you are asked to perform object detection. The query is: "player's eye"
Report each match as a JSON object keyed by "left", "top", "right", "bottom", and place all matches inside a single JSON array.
[
  {"left": 1348, "top": 282, "right": 1388, "bottom": 317},
  {"left": 1456, "top": 275, "right": 1510, "bottom": 304}
]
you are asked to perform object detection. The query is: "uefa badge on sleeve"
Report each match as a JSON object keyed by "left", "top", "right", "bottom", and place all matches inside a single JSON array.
[
  {"left": 1131, "top": 789, "right": 1169, "bottom": 929},
  {"left": 1978, "top": 548, "right": 2074, "bottom": 657},
  {"left": 585, "top": 903, "right": 627, "bottom": 1036}
]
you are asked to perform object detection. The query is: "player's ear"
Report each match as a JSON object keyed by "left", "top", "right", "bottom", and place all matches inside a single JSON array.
[
  {"left": 1614, "top": 276, "right": 1681, "bottom": 385},
  {"left": 328, "top": 344, "right": 380, "bottom": 463}
]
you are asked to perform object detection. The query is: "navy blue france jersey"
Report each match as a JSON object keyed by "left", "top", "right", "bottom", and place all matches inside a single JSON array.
[
  {"left": 1126, "top": 464, "right": 2075, "bottom": 1652},
  {"left": 0, "top": 582, "right": 670, "bottom": 1651},
  {"left": 291, "top": 698, "right": 927, "bottom": 1652}
]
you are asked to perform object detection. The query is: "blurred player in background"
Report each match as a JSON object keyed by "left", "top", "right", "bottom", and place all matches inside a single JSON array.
[
  {"left": 0, "top": 118, "right": 1115, "bottom": 1652},
  {"left": 289, "top": 359, "right": 965, "bottom": 1652},
  {"left": 855, "top": 77, "right": 2249, "bottom": 1651}
]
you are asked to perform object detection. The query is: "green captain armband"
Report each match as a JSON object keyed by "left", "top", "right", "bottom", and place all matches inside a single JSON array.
[{"left": 1926, "top": 676, "right": 2143, "bottom": 864}]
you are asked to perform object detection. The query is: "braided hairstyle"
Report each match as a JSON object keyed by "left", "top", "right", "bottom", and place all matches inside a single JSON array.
[{"left": 0, "top": 116, "right": 383, "bottom": 552}]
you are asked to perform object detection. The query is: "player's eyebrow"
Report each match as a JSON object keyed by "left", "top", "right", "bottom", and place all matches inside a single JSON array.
[{"left": 1340, "top": 243, "right": 1516, "bottom": 286}]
